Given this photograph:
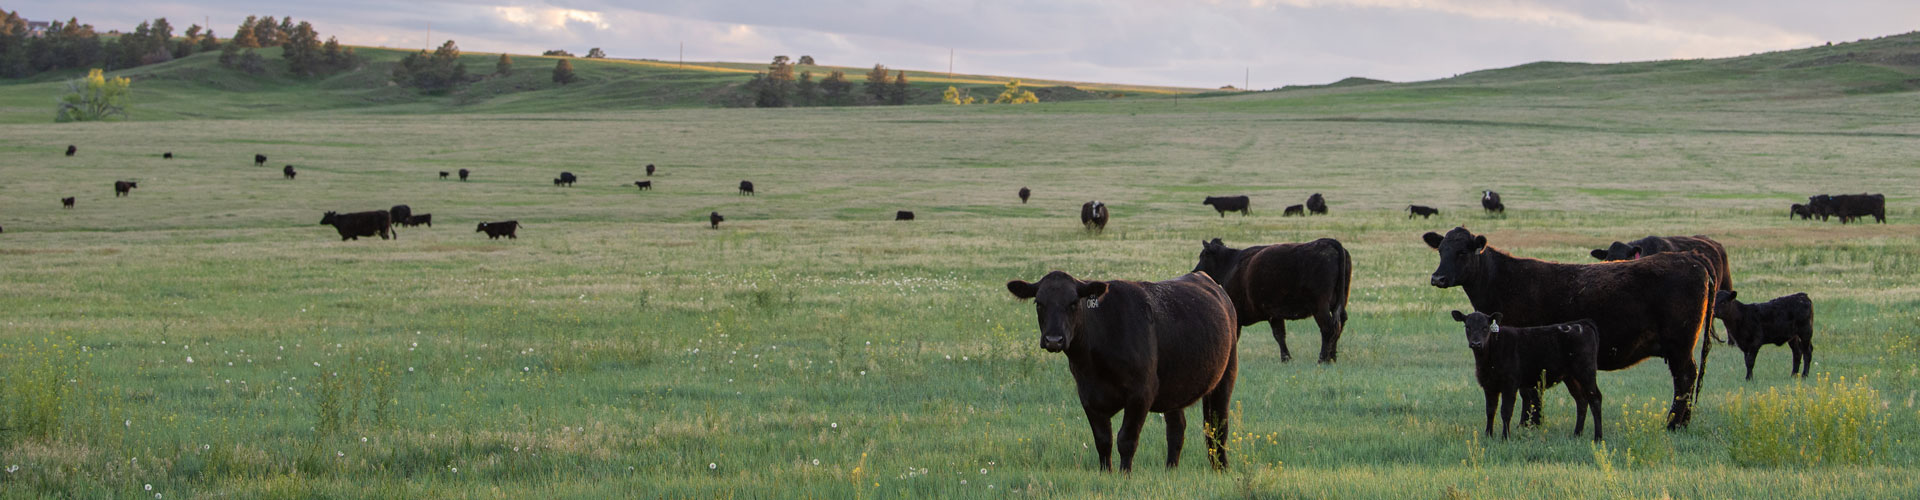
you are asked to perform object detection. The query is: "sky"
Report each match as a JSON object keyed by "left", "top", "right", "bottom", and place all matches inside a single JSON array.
[{"left": 8, "top": 1, "right": 1918, "bottom": 88}]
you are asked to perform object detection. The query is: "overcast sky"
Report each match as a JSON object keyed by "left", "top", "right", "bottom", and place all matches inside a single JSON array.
[{"left": 9, "top": 1, "right": 1917, "bottom": 88}]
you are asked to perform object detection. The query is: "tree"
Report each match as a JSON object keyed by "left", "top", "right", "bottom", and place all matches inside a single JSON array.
[
  {"left": 552, "top": 58, "right": 576, "bottom": 84},
  {"left": 820, "top": 70, "right": 851, "bottom": 104},
  {"left": 56, "top": 69, "right": 130, "bottom": 122},
  {"left": 586, "top": 47, "right": 606, "bottom": 59},
  {"left": 750, "top": 57, "right": 796, "bottom": 107},
  {"left": 176, "top": 24, "right": 202, "bottom": 58},
  {"left": 233, "top": 49, "right": 267, "bottom": 75},
  {"left": 495, "top": 53, "right": 512, "bottom": 76},
  {"left": 282, "top": 21, "right": 324, "bottom": 76},
  {"left": 863, "top": 64, "right": 890, "bottom": 101},
  {"left": 252, "top": 16, "right": 279, "bottom": 46},
  {"left": 795, "top": 71, "right": 817, "bottom": 106},
  {"left": 232, "top": 17, "right": 259, "bottom": 48},
  {"left": 199, "top": 29, "right": 220, "bottom": 52},
  {"left": 994, "top": 80, "right": 1039, "bottom": 104},
  {"left": 889, "top": 71, "right": 909, "bottom": 105},
  {"left": 542, "top": 49, "right": 574, "bottom": 57},
  {"left": 797, "top": 55, "right": 814, "bottom": 65},
  {"left": 942, "top": 86, "right": 975, "bottom": 105},
  {"left": 395, "top": 40, "right": 470, "bottom": 91},
  {"left": 218, "top": 40, "right": 240, "bottom": 66},
  {"left": 773, "top": 55, "right": 789, "bottom": 65}
]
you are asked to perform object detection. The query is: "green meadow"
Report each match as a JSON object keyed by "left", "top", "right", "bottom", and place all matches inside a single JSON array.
[{"left": 1, "top": 32, "right": 1918, "bottom": 499}]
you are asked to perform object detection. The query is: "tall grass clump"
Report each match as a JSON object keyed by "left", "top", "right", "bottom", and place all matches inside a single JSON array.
[
  {"left": 1724, "top": 375, "right": 1888, "bottom": 466},
  {"left": 1614, "top": 397, "right": 1674, "bottom": 467},
  {"left": 0, "top": 337, "right": 85, "bottom": 443}
]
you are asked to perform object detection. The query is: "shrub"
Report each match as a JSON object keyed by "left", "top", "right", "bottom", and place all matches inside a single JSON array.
[
  {"left": 1724, "top": 374, "right": 1888, "bottom": 466},
  {"left": 54, "top": 68, "right": 130, "bottom": 122}
]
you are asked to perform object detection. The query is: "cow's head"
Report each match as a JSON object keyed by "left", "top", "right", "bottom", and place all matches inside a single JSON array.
[
  {"left": 1589, "top": 242, "right": 1642, "bottom": 261},
  {"left": 319, "top": 211, "right": 338, "bottom": 225},
  {"left": 1713, "top": 290, "right": 1747, "bottom": 339},
  {"left": 125, "top": 181, "right": 138, "bottom": 189},
  {"left": 475, "top": 223, "right": 489, "bottom": 232},
  {"left": 1191, "top": 238, "right": 1238, "bottom": 276},
  {"left": 1451, "top": 310, "right": 1502, "bottom": 350},
  {"left": 1202, "top": 197, "right": 1217, "bottom": 205},
  {"left": 1006, "top": 271, "right": 1109, "bottom": 353},
  {"left": 1422, "top": 226, "right": 1487, "bottom": 288}
]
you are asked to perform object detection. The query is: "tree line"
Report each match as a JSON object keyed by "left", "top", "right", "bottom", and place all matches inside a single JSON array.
[
  {"left": 742, "top": 55, "right": 1036, "bottom": 107},
  {"left": 0, "top": 8, "right": 361, "bottom": 80}
]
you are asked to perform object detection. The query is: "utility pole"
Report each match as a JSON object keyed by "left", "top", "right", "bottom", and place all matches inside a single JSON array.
[
  {"left": 948, "top": 49, "right": 954, "bottom": 78},
  {"left": 679, "top": 42, "right": 684, "bottom": 68},
  {"left": 1244, "top": 67, "right": 1249, "bottom": 91}
]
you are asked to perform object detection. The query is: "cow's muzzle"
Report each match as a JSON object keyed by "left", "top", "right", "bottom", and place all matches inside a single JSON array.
[
  {"left": 1041, "top": 336, "right": 1067, "bottom": 352},
  {"left": 1430, "top": 275, "right": 1453, "bottom": 288}
]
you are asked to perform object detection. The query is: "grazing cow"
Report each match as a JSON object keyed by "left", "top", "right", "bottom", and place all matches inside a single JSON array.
[
  {"left": 1305, "top": 193, "right": 1328, "bottom": 215},
  {"left": 1192, "top": 238, "right": 1351, "bottom": 363},
  {"left": 1481, "top": 190, "right": 1505, "bottom": 215},
  {"left": 1715, "top": 291, "right": 1813, "bottom": 380},
  {"left": 439, "top": 171, "right": 449, "bottom": 179},
  {"left": 254, "top": 154, "right": 267, "bottom": 166},
  {"left": 398, "top": 214, "right": 432, "bottom": 228},
  {"left": 554, "top": 172, "right": 577, "bottom": 186},
  {"left": 458, "top": 168, "right": 470, "bottom": 181},
  {"left": 319, "top": 211, "right": 394, "bottom": 241},
  {"left": 1806, "top": 195, "right": 1834, "bottom": 221},
  {"left": 1453, "top": 311, "right": 1603, "bottom": 442},
  {"left": 895, "top": 210, "right": 915, "bottom": 221},
  {"left": 1424, "top": 227, "right": 1715, "bottom": 429},
  {"left": 739, "top": 180, "right": 755, "bottom": 195},
  {"left": 634, "top": 181, "right": 652, "bottom": 190},
  {"left": 1408, "top": 205, "right": 1439, "bottom": 219},
  {"left": 1829, "top": 193, "right": 1886, "bottom": 224},
  {"left": 66, "top": 145, "right": 77, "bottom": 156},
  {"left": 114, "top": 181, "right": 137, "bottom": 197},
  {"left": 1789, "top": 203, "right": 1811, "bottom": 220},
  {"left": 388, "top": 205, "right": 413, "bottom": 225},
  {"left": 62, "top": 197, "right": 75, "bottom": 208},
  {"left": 709, "top": 211, "right": 724, "bottom": 229},
  {"left": 283, "top": 165, "right": 297, "bottom": 179},
  {"left": 163, "top": 152, "right": 173, "bottom": 159},
  {"left": 1005, "top": 270, "right": 1239, "bottom": 472},
  {"left": 476, "top": 220, "right": 519, "bottom": 239},
  {"left": 1019, "top": 187, "right": 1031, "bottom": 204},
  {"left": 1282, "top": 204, "right": 1304, "bottom": 217},
  {"left": 646, "top": 164, "right": 656, "bottom": 176},
  {"left": 1202, "top": 196, "right": 1251, "bottom": 217},
  {"left": 1589, "top": 235, "right": 1734, "bottom": 294},
  {"left": 1081, "top": 201, "right": 1109, "bottom": 234}
]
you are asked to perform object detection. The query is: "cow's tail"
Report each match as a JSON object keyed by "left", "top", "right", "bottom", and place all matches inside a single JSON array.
[
  {"left": 1330, "top": 239, "right": 1353, "bottom": 323},
  {"left": 1693, "top": 255, "right": 1716, "bottom": 402}
]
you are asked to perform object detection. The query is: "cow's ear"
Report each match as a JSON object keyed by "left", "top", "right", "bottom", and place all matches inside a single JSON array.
[
  {"left": 1450, "top": 310, "right": 1467, "bottom": 322},
  {"left": 1589, "top": 249, "right": 1608, "bottom": 260},
  {"left": 1078, "top": 281, "right": 1108, "bottom": 299},
  {"left": 1422, "top": 232, "right": 1444, "bottom": 249},
  {"left": 1006, "top": 280, "right": 1038, "bottom": 300},
  {"left": 1471, "top": 235, "right": 1487, "bottom": 250},
  {"left": 1716, "top": 290, "right": 1736, "bottom": 303},
  {"left": 1489, "top": 312, "right": 1503, "bottom": 324},
  {"left": 1629, "top": 246, "right": 1643, "bottom": 259}
]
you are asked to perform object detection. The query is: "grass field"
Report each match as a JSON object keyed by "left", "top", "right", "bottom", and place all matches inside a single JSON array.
[{"left": 2, "top": 34, "right": 1919, "bottom": 499}]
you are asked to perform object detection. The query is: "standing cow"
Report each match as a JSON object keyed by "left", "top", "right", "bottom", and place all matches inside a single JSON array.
[
  {"left": 255, "top": 154, "right": 267, "bottom": 166},
  {"left": 61, "top": 197, "right": 75, "bottom": 208},
  {"left": 1481, "top": 190, "right": 1505, "bottom": 215},
  {"left": 1789, "top": 203, "right": 1811, "bottom": 220},
  {"left": 646, "top": 164, "right": 656, "bottom": 176},
  {"left": 554, "top": 172, "right": 577, "bottom": 186},
  {"left": 476, "top": 221, "right": 519, "bottom": 239},
  {"left": 895, "top": 211, "right": 915, "bottom": 221},
  {"left": 458, "top": 168, "right": 470, "bottom": 181},
  {"left": 320, "top": 211, "right": 394, "bottom": 240},
  {"left": 1453, "top": 311, "right": 1604, "bottom": 442},
  {"left": 709, "top": 211, "right": 724, "bottom": 229},
  {"left": 634, "top": 181, "right": 652, "bottom": 190},
  {"left": 1715, "top": 291, "right": 1814, "bottom": 380},
  {"left": 739, "top": 180, "right": 756, "bottom": 195},
  {"left": 114, "top": 181, "right": 138, "bottom": 197},
  {"left": 1305, "top": 193, "right": 1328, "bottom": 215},
  {"left": 1192, "top": 238, "right": 1351, "bottom": 363},
  {"left": 1019, "top": 187, "right": 1031, "bottom": 204},
  {"left": 1425, "top": 227, "right": 1715, "bottom": 429},
  {"left": 283, "top": 165, "right": 297, "bottom": 179},
  {"left": 1282, "top": 205, "right": 1304, "bottom": 217},
  {"left": 439, "top": 171, "right": 450, "bottom": 179},
  {"left": 1081, "top": 201, "right": 1109, "bottom": 234},
  {"left": 66, "top": 145, "right": 77, "bottom": 156},
  {"left": 1589, "top": 235, "right": 1734, "bottom": 295},
  {"left": 389, "top": 205, "right": 413, "bottom": 225},
  {"left": 1005, "top": 270, "right": 1239, "bottom": 472},
  {"left": 1408, "top": 205, "right": 1439, "bottom": 219},
  {"left": 1202, "top": 196, "right": 1251, "bottom": 217}
]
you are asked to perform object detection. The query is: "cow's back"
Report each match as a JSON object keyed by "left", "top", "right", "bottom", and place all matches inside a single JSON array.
[
  {"left": 1491, "top": 254, "right": 1711, "bottom": 369},
  {"left": 1227, "top": 239, "right": 1349, "bottom": 323},
  {"left": 1135, "top": 274, "right": 1237, "bottom": 412}
]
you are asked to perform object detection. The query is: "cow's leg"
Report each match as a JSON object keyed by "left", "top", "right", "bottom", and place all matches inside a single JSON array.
[
  {"left": 1519, "top": 386, "right": 1542, "bottom": 427},
  {"left": 1269, "top": 319, "right": 1292, "bottom": 363},
  {"left": 1482, "top": 388, "right": 1499, "bottom": 437},
  {"left": 1313, "top": 306, "right": 1341, "bottom": 363},
  {"left": 1664, "top": 353, "right": 1697, "bottom": 429},
  {"left": 1499, "top": 389, "right": 1517, "bottom": 439},
  {"left": 1163, "top": 409, "right": 1186, "bottom": 468},
  {"left": 1588, "top": 382, "right": 1604, "bottom": 442},
  {"left": 1743, "top": 349, "right": 1757, "bottom": 380},
  {"left": 1567, "top": 381, "right": 1588, "bottom": 437},
  {"left": 1115, "top": 401, "right": 1151, "bottom": 472},
  {"left": 1798, "top": 340, "right": 1813, "bottom": 377},
  {"left": 1083, "top": 406, "right": 1117, "bottom": 471},
  {"left": 1202, "top": 349, "right": 1236, "bottom": 470}
]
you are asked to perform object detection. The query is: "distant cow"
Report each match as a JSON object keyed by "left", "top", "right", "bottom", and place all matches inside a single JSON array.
[
  {"left": 1282, "top": 204, "right": 1304, "bottom": 217},
  {"left": 1202, "top": 196, "right": 1251, "bottom": 217},
  {"left": 1825, "top": 193, "right": 1885, "bottom": 224},
  {"left": 1481, "top": 190, "right": 1505, "bottom": 215},
  {"left": 1424, "top": 227, "right": 1716, "bottom": 429},
  {"left": 458, "top": 168, "right": 470, "bottom": 181},
  {"left": 476, "top": 220, "right": 519, "bottom": 239},
  {"left": 1018, "top": 187, "right": 1031, "bottom": 204},
  {"left": 895, "top": 210, "right": 915, "bottom": 221},
  {"left": 739, "top": 180, "right": 755, "bottom": 195},
  {"left": 634, "top": 181, "right": 652, "bottom": 190},
  {"left": 1789, "top": 203, "right": 1811, "bottom": 220},
  {"left": 1305, "top": 193, "right": 1327, "bottom": 215},
  {"left": 1453, "top": 311, "right": 1603, "bottom": 442},
  {"left": 554, "top": 172, "right": 577, "bottom": 186},
  {"left": 66, "top": 145, "right": 77, "bottom": 156},
  {"left": 283, "top": 165, "right": 297, "bottom": 179},
  {"left": 1589, "top": 235, "right": 1734, "bottom": 294},
  {"left": 62, "top": 197, "right": 75, "bottom": 208},
  {"left": 646, "top": 164, "right": 656, "bottom": 176},
  {"left": 1080, "top": 201, "right": 1109, "bottom": 234},
  {"left": 399, "top": 214, "right": 432, "bottom": 228},
  {"left": 254, "top": 154, "right": 267, "bottom": 166},
  {"left": 1408, "top": 205, "right": 1439, "bottom": 219},
  {"left": 439, "top": 171, "right": 450, "bottom": 179},
  {"left": 388, "top": 205, "right": 413, "bottom": 224},
  {"left": 1715, "top": 291, "right": 1813, "bottom": 380},
  {"left": 1006, "top": 270, "right": 1239, "bottom": 471},
  {"left": 1192, "top": 238, "right": 1351, "bottom": 363},
  {"left": 114, "top": 181, "right": 137, "bottom": 197},
  {"left": 709, "top": 211, "right": 724, "bottom": 229},
  {"left": 163, "top": 152, "right": 173, "bottom": 159},
  {"left": 320, "top": 211, "right": 394, "bottom": 241}
]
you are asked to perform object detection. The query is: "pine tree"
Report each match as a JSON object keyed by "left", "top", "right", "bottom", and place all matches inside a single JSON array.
[
  {"left": 496, "top": 53, "right": 513, "bottom": 76},
  {"left": 821, "top": 70, "right": 851, "bottom": 104},
  {"left": 863, "top": 64, "right": 890, "bottom": 101},
  {"left": 552, "top": 58, "right": 576, "bottom": 85},
  {"left": 795, "top": 71, "right": 817, "bottom": 106},
  {"left": 889, "top": 71, "right": 909, "bottom": 105},
  {"left": 199, "top": 29, "right": 220, "bottom": 52},
  {"left": 232, "top": 17, "right": 259, "bottom": 48}
]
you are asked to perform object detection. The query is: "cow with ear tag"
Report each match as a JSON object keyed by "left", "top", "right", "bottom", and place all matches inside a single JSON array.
[{"left": 1005, "top": 270, "right": 1240, "bottom": 472}]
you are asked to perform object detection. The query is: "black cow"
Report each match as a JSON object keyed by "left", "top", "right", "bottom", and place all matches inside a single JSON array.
[
  {"left": 709, "top": 211, "right": 724, "bottom": 229},
  {"left": 1715, "top": 291, "right": 1813, "bottom": 380},
  {"left": 320, "top": 211, "right": 394, "bottom": 241},
  {"left": 388, "top": 205, "right": 413, "bottom": 226},
  {"left": 1006, "top": 270, "right": 1239, "bottom": 472},
  {"left": 554, "top": 172, "right": 577, "bottom": 186},
  {"left": 114, "top": 181, "right": 137, "bottom": 197},
  {"left": 1789, "top": 203, "right": 1811, "bottom": 220},
  {"left": 439, "top": 171, "right": 450, "bottom": 179},
  {"left": 398, "top": 214, "right": 432, "bottom": 228},
  {"left": 477, "top": 220, "right": 519, "bottom": 239},
  {"left": 1192, "top": 238, "right": 1351, "bottom": 363},
  {"left": 739, "top": 180, "right": 755, "bottom": 195},
  {"left": 1202, "top": 196, "right": 1251, "bottom": 217},
  {"left": 1806, "top": 195, "right": 1834, "bottom": 221},
  {"left": 1589, "top": 235, "right": 1734, "bottom": 294},
  {"left": 1425, "top": 227, "right": 1716, "bottom": 429},
  {"left": 1019, "top": 187, "right": 1031, "bottom": 204},
  {"left": 163, "top": 152, "right": 173, "bottom": 159},
  {"left": 634, "top": 181, "right": 652, "bottom": 190},
  {"left": 1305, "top": 193, "right": 1328, "bottom": 215},
  {"left": 646, "top": 164, "right": 656, "bottom": 176},
  {"left": 66, "top": 145, "right": 77, "bottom": 156},
  {"left": 1081, "top": 201, "right": 1108, "bottom": 234},
  {"left": 1408, "top": 205, "right": 1439, "bottom": 219},
  {"left": 1453, "top": 311, "right": 1603, "bottom": 442},
  {"left": 1829, "top": 194, "right": 1885, "bottom": 224},
  {"left": 1282, "top": 204, "right": 1304, "bottom": 217},
  {"left": 255, "top": 154, "right": 267, "bottom": 166},
  {"left": 1481, "top": 190, "right": 1505, "bottom": 215},
  {"left": 283, "top": 165, "right": 297, "bottom": 179},
  {"left": 458, "top": 168, "right": 470, "bottom": 181},
  {"left": 895, "top": 210, "right": 915, "bottom": 221},
  {"left": 62, "top": 197, "right": 75, "bottom": 208}
]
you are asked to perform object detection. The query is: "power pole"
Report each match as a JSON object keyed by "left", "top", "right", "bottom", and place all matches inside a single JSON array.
[
  {"left": 679, "top": 42, "right": 684, "bottom": 68},
  {"left": 948, "top": 48, "right": 954, "bottom": 78},
  {"left": 1244, "top": 67, "right": 1249, "bottom": 91}
]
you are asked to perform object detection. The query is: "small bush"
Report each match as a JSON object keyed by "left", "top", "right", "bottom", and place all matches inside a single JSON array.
[
  {"left": 1724, "top": 375, "right": 1888, "bottom": 466},
  {"left": 0, "top": 338, "right": 85, "bottom": 443}
]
